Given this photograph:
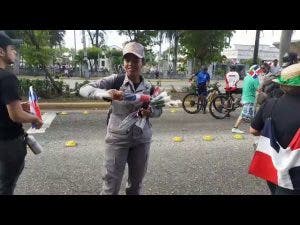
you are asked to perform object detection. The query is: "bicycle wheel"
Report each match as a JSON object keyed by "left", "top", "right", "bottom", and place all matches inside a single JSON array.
[
  {"left": 209, "top": 95, "right": 230, "bottom": 119},
  {"left": 182, "top": 93, "right": 200, "bottom": 114}
]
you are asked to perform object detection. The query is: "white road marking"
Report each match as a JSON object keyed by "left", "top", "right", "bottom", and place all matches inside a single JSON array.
[{"left": 27, "top": 112, "right": 57, "bottom": 134}]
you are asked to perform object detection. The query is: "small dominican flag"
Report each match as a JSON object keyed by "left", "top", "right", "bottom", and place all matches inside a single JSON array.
[
  {"left": 29, "top": 86, "right": 42, "bottom": 124},
  {"left": 248, "top": 65, "right": 264, "bottom": 78},
  {"left": 248, "top": 118, "right": 300, "bottom": 190},
  {"left": 123, "top": 93, "right": 151, "bottom": 103}
]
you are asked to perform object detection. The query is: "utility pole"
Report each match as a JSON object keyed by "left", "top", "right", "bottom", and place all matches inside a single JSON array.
[
  {"left": 279, "top": 30, "right": 293, "bottom": 66},
  {"left": 253, "top": 30, "right": 260, "bottom": 65},
  {"left": 73, "top": 30, "right": 77, "bottom": 71},
  {"left": 74, "top": 30, "right": 77, "bottom": 54},
  {"left": 157, "top": 32, "right": 163, "bottom": 73},
  {"left": 82, "top": 30, "right": 90, "bottom": 78}
]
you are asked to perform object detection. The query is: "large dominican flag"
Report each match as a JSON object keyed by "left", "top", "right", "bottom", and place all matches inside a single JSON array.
[
  {"left": 28, "top": 86, "right": 42, "bottom": 121},
  {"left": 249, "top": 119, "right": 300, "bottom": 190}
]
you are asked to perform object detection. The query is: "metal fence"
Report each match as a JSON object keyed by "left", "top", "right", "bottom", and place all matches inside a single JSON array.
[{"left": 18, "top": 67, "right": 189, "bottom": 79}]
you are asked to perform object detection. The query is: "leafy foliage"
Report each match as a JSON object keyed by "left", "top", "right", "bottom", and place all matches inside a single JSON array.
[
  {"left": 105, "top": 48, "right": 123, "bottom": 72},
  {"left": 179, "top": 30, "right": 234, "bottom": 70},
  {"left": 118, "top": 30, "right": 158, "bottom": 47},
  {"left": 19, "top": 78, "right": 70, "bottom": 98}
]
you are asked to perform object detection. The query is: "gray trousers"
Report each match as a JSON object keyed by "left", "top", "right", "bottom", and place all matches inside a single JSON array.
[{"left": 101, "top": 142, "right": 150, "bottom": 195}]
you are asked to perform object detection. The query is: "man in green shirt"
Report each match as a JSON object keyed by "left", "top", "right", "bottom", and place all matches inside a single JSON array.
[{"left": 231, "top": 64, "right": 262, "bottom": 134}]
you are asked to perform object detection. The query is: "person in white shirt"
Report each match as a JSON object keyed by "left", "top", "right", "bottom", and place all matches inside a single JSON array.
[
  {"left": 225, "top": 65, "right": 240, "bottom": 91},
  {"left": 270, "top": 59, "right": 281, "bottom": 75},
  {"left": 224, "top": 65, "right": 242, "bottom": 120}
]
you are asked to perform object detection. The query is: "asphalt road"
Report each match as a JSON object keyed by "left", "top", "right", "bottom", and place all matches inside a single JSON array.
[{"left": 15, "top": 107, "right": 269, "bottom": 195}]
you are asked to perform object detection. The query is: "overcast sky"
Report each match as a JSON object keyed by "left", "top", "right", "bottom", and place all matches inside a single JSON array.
[{"left": 63, "top": 30, "right": 300, "bottom": 52}]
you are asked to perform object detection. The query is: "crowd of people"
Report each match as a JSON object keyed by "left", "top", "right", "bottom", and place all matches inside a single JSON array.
[{"left": 189, "top": 53, "right": 300, "bottom": 195}]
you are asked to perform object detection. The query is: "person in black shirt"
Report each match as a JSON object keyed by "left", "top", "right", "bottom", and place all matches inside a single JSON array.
[
  {"left": 250, "top": 62, "right": 300, "bottom": 195},
  {"left": 0, "top": 32, "right": 43, "bottom": 194}
]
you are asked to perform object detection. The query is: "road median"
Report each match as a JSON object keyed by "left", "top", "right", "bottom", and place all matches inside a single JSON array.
[{"left": 39, "top": 101, "right": 110, "bottom": 110}]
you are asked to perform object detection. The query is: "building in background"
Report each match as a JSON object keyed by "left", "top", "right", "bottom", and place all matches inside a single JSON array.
[{"left": 222, "top": 44, "right": 280, "bottom": 63}]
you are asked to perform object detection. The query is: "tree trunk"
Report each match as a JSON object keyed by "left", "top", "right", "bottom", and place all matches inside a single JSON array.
[
  {"left": 173, "top": 33, "right": 179, "bottom": 75},
  {"left": 88, "top": 59, "right": 93, "bottom": 72},
  {"left": 158, "top": 32, "right": 163, "bottom": 72},
  {"left": 87, "top": 30, "right": 95, "bottom": 46},
  {"left": 253, "top": 30, "right": 260, "bottom": 65},
  {"left": 82, "top": 30, "right": 90, "bottom": 78},
  {"left": 279, "top": 30, "right": 293, "bottom": 66},
  {"left": 95, "top": 30, "right": 99, "bottom": 72}
]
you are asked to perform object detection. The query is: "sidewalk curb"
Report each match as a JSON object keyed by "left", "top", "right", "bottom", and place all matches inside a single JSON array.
[{"left": 39, "top": 102, "right": 110, "bottom": 110}]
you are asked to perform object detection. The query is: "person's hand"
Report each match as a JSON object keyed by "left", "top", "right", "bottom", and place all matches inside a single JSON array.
[
  {"left": 21, "top": 102, "right": 30, "bottom": 113},
  {"left": 108, "top": 89, "right": 124, "bottom": 101},
  {"left": 33, "top": 117, "right": 43, "bottom": 129},
  {"left": 139, "top": 107, "right": 151, "bottom": 117}
]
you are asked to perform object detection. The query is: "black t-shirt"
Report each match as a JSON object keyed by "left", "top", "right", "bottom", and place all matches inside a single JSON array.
[
  {"left": 251, "top": 94, "right": 300, "bottom": 148},
  {"left": 0, "top": 69, "right": 24, "bottom": 140}
]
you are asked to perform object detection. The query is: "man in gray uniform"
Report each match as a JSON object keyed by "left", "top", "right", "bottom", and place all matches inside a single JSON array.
[{"left": 80, "top": 42, "right": 162, "bottom": 195}]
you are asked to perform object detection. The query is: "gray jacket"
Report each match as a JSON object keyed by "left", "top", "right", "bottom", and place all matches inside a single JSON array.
[{"left": 79, "top": 74, "right": 162, "bottom": 145}]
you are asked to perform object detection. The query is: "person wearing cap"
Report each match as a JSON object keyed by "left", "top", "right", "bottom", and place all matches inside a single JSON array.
[
  {"left": 79, "top": 41, "right": 162, "bottom": 195},
  {"left": 0, "top": 32, "right": 43, "bottom": 194},
  {"left": 250, "top": 63, "right": 300, "bottom": 194},
  {"left": 231, "top": 64, "right": 261, "bottom": 134}
]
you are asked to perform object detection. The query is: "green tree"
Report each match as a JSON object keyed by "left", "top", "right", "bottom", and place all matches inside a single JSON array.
[
  {"left": 76, "top": 47, "right": 104, "bottom": 72},
  {"left": 15, "top": 30, "right": 66, "bottom": 93},
  {"left": 105, "top": 48, "right": 123, "bottom": 73},
  {"left": 87, "top": 30, "right": 106, "bottom": 47},
  {"left": 49, "top": 30, "right": 66, "bottom": 47},
  {"left": 87, "top": 30, "right": 106, "bottom": 71},
  {"left": 20, "top": 31, "right": 56, "bottom": 67},
  {"left": 118, "top": 30, "right": 158, "bottom": 48},
  {"left": 179, "top": 30, "right": 234, "bottom": 72},
  {"left": 164, "top": 30, "right": 183, "bottom": 75},
  {"left": 145, "top": 49, "right": 156, "bottom": 66}
]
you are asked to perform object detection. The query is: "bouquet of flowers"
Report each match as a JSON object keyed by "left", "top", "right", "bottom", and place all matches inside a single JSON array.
[{"left": 118, "top": 89, "right": 171, "bottom": 132}]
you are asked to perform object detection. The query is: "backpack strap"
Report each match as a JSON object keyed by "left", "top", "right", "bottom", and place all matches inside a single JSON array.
[
  {"left": 112, "top": 73, "right": 126, "bottom": 90},
  {"left": 150, "top": 85, "right": 155, "bottom": 96}
]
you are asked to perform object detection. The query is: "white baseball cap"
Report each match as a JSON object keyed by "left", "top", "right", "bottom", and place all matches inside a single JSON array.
[{"left": 123, "top": 42, "right": 145, "bottom": 59}]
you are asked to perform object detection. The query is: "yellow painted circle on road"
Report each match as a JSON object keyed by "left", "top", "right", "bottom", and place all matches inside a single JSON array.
[
  {"left": 65, "top": 140, "right": 77, "bottom": 147},
  {"left": 233, "top": 134, "right": 244, "bottom": 140},
  {"left": 170, "top": 109, "right": 177, "bottom": 113},
  {"left": 172, "top": 136, "right": 183, "bottom": 142},
  {"left": 203, "top": 135, "right": 214, "bottom": 141},
  {"left": 83, "top": 111, "right": 89, "bottom": 115}
]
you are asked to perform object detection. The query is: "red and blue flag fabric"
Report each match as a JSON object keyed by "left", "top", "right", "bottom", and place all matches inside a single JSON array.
[
  {"left": 249, "top": 118, "right": 300, "bottom": 190},
  {"left": 248, "top": 64, "right": 264, "bottom": 78},
  {"left": 29, "top": 86, "right": 42, "bottom": 121}
]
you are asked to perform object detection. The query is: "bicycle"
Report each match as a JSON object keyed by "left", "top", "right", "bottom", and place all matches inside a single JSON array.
[
  {"left": 208, "top": 88, "right": 242, "bottom": 119},
  {"left": 182, "top": 81, "right": 221, "bottom": 114}
]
